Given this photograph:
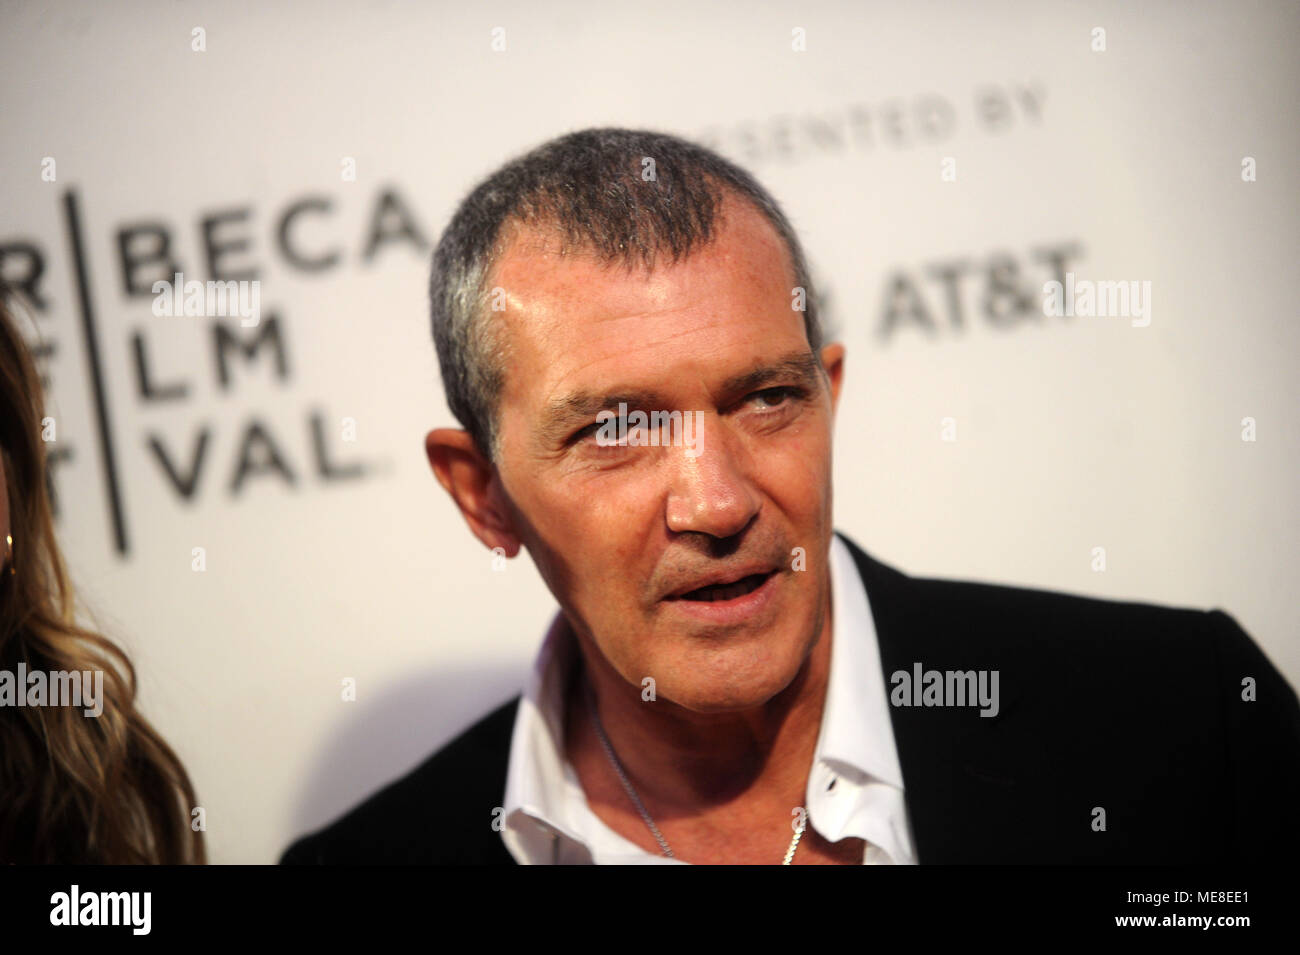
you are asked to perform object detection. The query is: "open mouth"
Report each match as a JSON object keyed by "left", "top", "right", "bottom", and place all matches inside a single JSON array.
[{"left": 673, "top": 571, "right": 774, "bottom": 603}]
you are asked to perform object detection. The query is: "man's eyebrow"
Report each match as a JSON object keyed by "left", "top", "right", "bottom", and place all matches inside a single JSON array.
[
  {"left": 539, "top": 389, "right": 667, "bottom": 444},
  {"left": 538, "top": 350, "right": 824, "bottom": 443},
  {"left": 717, "top": 350, "right": 824, "bottom": 398}
]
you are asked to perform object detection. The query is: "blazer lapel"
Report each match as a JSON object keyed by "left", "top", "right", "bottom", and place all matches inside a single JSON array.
[{"left": 837, "top": 532, "right": 1032, "bottom": 863}]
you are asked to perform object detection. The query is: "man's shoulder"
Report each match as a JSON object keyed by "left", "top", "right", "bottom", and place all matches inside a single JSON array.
[
  {"left": 280, "top": 696, "right": 521, "bottom": 864},
  {"left": 839, "top": 530, "right": 1297, "bottom": 727},
  {"left": 839, "top": 533, "right": 1300, "bottom": 861},
  {"left": 839, "top": 531, "right": 1245, "bottom": 664}
]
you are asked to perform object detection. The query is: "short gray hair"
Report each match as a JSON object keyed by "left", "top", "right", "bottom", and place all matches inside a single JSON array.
[{"left": 428, "top": 127, "right": 824, "bottom": 461}]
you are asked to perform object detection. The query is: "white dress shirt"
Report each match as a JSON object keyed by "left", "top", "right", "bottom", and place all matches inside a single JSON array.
[{"left": 499, "top": 534, "right": 917, "bottom": 864}]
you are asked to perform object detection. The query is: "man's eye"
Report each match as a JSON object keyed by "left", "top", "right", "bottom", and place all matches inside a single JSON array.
[
  {"left": 572, "top": 417, "right": 637, "bottom": 445},
  {"left": 572, "top": 421, "right": 602, "bottom": 442},
  {"left": 749, "top": 387, "right": 803, "bottom": 410},
  {"left": 571, "top": 420, "right": 611, "bottom": 444}
]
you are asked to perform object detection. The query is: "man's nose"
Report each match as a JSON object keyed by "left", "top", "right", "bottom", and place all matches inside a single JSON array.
[{"left": 664, "top": 417, "right": 760, "bottom": 539}]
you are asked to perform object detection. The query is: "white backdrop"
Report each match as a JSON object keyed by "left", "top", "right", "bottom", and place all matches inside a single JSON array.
[{"left": 2, "top": 0, "right": 1296, "bottom": 862}]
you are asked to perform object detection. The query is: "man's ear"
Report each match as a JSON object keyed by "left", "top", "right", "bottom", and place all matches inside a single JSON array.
[
  {"left": 820, "top": 342, "right": 845, "bottom": 417},
  {"left": 424, "top": 429, "right": 521, "bottom": 558}
]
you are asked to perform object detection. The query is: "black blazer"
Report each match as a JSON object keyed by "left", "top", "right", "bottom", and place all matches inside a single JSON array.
[{"left": 281, "top": 532, "right": 1300, "bottom": 864}]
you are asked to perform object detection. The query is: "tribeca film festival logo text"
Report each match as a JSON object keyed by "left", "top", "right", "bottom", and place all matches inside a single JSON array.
[
  {"left": 890, "top": 663, "right": 1000, "bottom": 717},
  {"left": 0, "top": 665, "right": 104, "bottom": 717},
  {"left": 0, "top": 188, "right": 405, "bottom": 558},
  {"left": 50, "top": 885, "right": 150, "bottom": 935}
]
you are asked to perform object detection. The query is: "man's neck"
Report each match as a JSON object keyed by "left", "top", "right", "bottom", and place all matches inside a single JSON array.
[{"left": 564, "top": 596, "right": 834, "bottom": 814}]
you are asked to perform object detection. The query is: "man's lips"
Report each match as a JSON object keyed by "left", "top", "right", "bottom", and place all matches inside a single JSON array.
[
  {"left": 660, "top": 567, "right": 782, "bottom": 625},
  {"left": 663, "top": 566, "right": 779, "bottom": 602}
]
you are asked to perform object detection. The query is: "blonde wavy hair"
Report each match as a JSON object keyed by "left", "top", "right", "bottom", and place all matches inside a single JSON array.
[{"left": 0, "top": 290, "right": 205, "bottom": 863}]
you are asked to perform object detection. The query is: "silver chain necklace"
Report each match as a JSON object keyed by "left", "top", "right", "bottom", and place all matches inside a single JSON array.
[{"left": 584, "top": 679, "right": 807, "bottom": 864}]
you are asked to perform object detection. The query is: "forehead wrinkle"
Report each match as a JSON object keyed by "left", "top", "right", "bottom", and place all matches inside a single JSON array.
[
  {"left": 580, "top": 310, "right": 776, "bottom": 367},
  {"left": 531, "top": 308, "right": 732, "bottom": 392}
]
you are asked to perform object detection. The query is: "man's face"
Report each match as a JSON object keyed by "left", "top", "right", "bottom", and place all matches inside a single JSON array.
[{"left": 488, "top": 196, "right": 843, "bottom": 713}]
